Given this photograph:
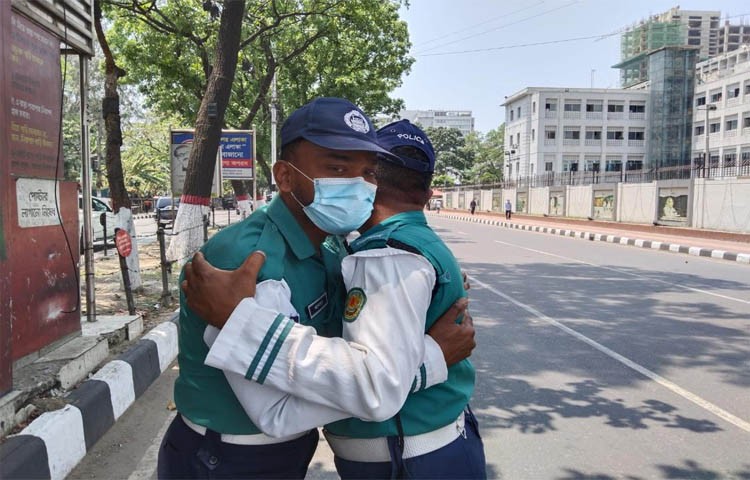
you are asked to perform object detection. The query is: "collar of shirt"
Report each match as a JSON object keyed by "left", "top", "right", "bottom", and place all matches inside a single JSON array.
[
  {"left": 350, "top": 210, "right": 427, "bottom": 252},
  {"left": 266, "top": 196, "right": 316, "bottom": 260}
]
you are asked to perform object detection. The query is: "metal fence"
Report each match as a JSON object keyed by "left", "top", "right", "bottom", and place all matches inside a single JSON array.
[{"left": 444, "top": 162, "right": 750, "bottom": 192}]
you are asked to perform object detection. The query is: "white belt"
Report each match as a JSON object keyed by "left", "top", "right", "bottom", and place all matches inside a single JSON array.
[
  {"left": 324, "top": 413, "right": 465, "bottom": 462},
  {"left": 181, "top": 414, "right": 307, "bottom": 446}
]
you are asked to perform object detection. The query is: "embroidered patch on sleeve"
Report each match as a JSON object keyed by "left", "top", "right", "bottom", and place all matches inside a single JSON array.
[{"left": 343, "top": 287, "right": 367, "bottom": 322}]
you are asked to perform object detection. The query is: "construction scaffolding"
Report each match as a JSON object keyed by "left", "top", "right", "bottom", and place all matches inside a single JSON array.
[{"left": 614, "top": 19, "right": 682, "bottom": 87}]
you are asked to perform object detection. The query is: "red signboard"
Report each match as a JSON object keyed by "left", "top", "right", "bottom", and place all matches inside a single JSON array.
[
  {"left": 2, "top": 11, "right": 80, "bottom": 364},
  {"left": 0, "top": 0, "right": 12, "bottom": 395},
  {"left": 7, "top": 13, "right": 62, "bottom": 179},
  {"left": 115, "top": 229, "right": 133, "bottom": 258}
]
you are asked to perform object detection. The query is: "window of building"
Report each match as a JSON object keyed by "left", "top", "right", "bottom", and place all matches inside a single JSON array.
[
  {"left": 696, "top": 96, "right": 706, "bottom": 106},
  {"left": 510, "top": 110, "right": 514, "bottom": 121},
  {"left": 728, "top": 84, "right": 741, "bottom": 98},
  {"left": 516, "top": 133, "right": 520, "bottom": 145},
  {"left": 562, "top": 155, "right": 579, "bottom": 172},
  {"left": 585, "top": 155, "right": 600, "bottom": 171},
  {"left": 629, "top": 104, "right": 645, "bottom": 113},
  {"left": 545, "top": 128, "right": 556, "bottom": 139},
  {"left": 545, "top": 100, "right": 557, "bottom": 111},
  {"left": 607, "top": 103, "right": 624, "bottom": 113},
  {"left": 725, "top": 152, "right": 737, "bottom": 167},
  {"left": 743, "top": 115, "right": 750, "bottom": 128},
  {"left": 564, "top": 102, "right": 581, "bottom": 112},
  {"left": 563, "top": 128, "right": 580, "bottom": 140},
  {"left": 586, "top": 102, "right": 603, "bottom": 112},
  {"left": 628, "top": 130, "right": 644, "bottom": 140},
  {"left": 726, "top": 119, "right": 738, "bottom": 131},
  {"left": 695, "top": 124, "right": 705, "bottom": 135},
  {"left": 742, "top": 149, "right": 750, "bottom": 166},
  {"left": 745, "top": 83, "right": 750, "bottom": 95},
  {"left": 710, "top": 91, "right": 722, "bottom": 102},
  {"left": 688, "top": 38, "right": 701, "bottom": 45},
  {"left": 709, "top": 122, "right": 720, "bottom": 133},
  {"left": 606, "top": 129, "right": 624, "bottom": 140},
  {"left": 533, "top": 101, "right": 537, "bottom": 113},
  {"left": 545, "top": 162, "right": 553, "bottom": 172},
  {"left": 605, "top": 156, "right": 622, "bottom": 171},
  {"left": 532, "top": 129, "right": 535, "bottom": 141},
  {"left": 585, "top": 129, "right": 602, "bottom": 140},
  {"left": 627, "top": 155, "right": 644, "bottom": 170}
]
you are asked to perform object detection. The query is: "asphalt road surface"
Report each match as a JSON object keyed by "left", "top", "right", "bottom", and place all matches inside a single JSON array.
[{"left": 70, "top": 214, "right": 750, "bottom": 479}]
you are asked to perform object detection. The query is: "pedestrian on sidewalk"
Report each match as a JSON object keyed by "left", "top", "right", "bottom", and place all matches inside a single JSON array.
[
  {"left": 505, "top": 199, "right": 512, "bottom": 220},
  {"left": 470, "top": 198, "right": 477, "bottom": 215}
]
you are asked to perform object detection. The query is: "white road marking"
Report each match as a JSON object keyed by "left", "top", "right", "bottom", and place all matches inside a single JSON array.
[
  {"left": 456, "top": 231, "right": 467, "bottom": 235},
  {"left": 493, "top": 239, "right": 750, "bottom": 306},
  {"left": 469, "top": 275, "right": 750, "bottom": 434},
  {"left": 127, "top": 411, "right": 176, "bottom": 480}
]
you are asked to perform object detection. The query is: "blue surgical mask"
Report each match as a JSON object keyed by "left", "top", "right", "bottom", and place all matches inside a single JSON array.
[{"left": 287, "top": 162, "right": 376, "bottom": 235}]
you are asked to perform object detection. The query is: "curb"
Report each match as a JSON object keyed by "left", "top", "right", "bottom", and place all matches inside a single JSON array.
[
  {"left": 0, "top": 317, "right": 179, "bottom": 480},
  {"left": 435, "top": 213, "right": 750, "bottom": 265}
]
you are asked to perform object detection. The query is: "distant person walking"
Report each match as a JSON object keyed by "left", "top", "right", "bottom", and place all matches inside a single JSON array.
[
  {"left": 505, "top": 199, "right": 512, "bottom": 220},
  {"left": 470, "top": 198, "right": 477, "bottom": 215}
]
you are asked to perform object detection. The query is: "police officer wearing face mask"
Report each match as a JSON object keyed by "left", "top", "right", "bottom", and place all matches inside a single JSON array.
[
  {"left": 179, "top": 120, "right": 483, "bottom": 478},
  {"left": 158, "top": 98, "right": 467, "bottom": 479}
]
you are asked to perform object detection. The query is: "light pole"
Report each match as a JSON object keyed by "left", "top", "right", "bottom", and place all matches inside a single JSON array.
[{"left": 695, "top": 103, "right": 717, "bottom": 177}]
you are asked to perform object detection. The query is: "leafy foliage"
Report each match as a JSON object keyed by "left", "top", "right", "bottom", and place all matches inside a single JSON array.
[{"left": 103, "top": 0, "right": 414, "bottom": 192}]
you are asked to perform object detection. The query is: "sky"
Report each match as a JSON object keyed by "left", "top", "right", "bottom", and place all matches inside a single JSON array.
[{"left": 394, "top": 0, "right": 750, "bottom": 133}]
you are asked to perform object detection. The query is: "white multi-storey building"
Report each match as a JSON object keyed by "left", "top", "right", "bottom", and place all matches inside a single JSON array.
[
  {"left": 718, "top": 21, "right": 750, "bottom": 54},
  {"left": 502, "top": 87, "right": 650, "bottom": 180},
  {"left": 692, "top": 46, "right": 750, "bottom": 172},
  {"left": 656, "top": 8, "right": 720, "bottom": 60},
  {"left": 399, "top": 109, "right": 475, "bottom": 136}
]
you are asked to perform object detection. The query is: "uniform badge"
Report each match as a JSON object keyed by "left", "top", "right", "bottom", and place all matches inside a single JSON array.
[
  {"left": 344, "top": 110, "right": 370, "bottom": 133},
  {"left": 343, "top": 288, "right": 367, "bottom": 322}
]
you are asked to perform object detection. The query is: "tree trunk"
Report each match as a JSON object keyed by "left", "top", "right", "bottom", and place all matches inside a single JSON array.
[
  {"left": 168, "top": 0, "right": 247, "bottom": 264},
  {"left": 94, "top": 0, "right": 142, "bottom": 289}
]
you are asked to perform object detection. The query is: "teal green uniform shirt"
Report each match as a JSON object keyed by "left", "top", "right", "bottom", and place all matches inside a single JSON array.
[
  {"left": 326, "top": 210, "right": 476, "bottom": 438},
  {"left": 174, "top": 197, "right": 346, "bottom": 434}
]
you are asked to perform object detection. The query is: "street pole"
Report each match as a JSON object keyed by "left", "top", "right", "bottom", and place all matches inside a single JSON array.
[
  {"left": 80, "top": 54, "right": 96, "bottom": 323},
  {"left": 270, "top": 73, "right": 277, "bottom": 191}
]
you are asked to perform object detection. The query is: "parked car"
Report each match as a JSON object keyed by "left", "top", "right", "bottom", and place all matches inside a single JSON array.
[
  {"left": 78, "top": 195, "right": 117, "bottom": 249},
  {"left": 155, "top": 197, "right": 180, "bottom": 228}
]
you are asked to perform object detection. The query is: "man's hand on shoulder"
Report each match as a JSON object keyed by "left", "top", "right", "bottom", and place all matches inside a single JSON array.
[
  {"left": 427, "top": 297, "right": 476, "bottom": 366},
  {"left": 182, "top": 250, "right": 266, "bottom": 329}
]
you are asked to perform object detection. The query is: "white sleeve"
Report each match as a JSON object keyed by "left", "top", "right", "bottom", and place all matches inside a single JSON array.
[
  {"left": 204, "top": 280, "right": 355, "bottom": 437},
  {"left": 205, "top": 248, "right": 437, "bottom": 422}
]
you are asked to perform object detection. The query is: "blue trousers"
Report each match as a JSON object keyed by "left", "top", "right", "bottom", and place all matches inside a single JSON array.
[
  {"left": 157, "top": 415, "right": 318, "bottom": 479},
  {"left": 334, "top": 410, "right": 487, "bottom": 479}
]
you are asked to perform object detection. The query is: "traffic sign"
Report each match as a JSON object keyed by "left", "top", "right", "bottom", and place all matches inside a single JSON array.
[{"left": 115, "top": 229, "right": 132, "bottom": 257}]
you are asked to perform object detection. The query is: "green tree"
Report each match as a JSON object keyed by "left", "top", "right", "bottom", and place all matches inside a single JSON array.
[
  {"left": 467, "top": 125, "right": 505, "bottom": 184},
  {"left": 424, "top": 126, "right": 466, "bottom": 180},
  {"left": 105, "top": 0, "right": 412, "bottom": 193}
]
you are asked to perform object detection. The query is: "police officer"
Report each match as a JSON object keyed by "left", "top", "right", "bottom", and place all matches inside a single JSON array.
[
  {"left": 192, "top": 120, "right": 486, "bottom": 478},
  {"left": 158, "top": 98, "right": 466, "bottom": 479}
]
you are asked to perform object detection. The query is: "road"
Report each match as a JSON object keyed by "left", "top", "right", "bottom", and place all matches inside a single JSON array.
[{"left": 70, "top": 214, "right": 750, "bottom": 479}]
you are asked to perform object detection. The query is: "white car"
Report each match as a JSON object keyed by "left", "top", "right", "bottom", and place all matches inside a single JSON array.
[{"left": 78, "top": 195, "right": 117, "bottom": 248}]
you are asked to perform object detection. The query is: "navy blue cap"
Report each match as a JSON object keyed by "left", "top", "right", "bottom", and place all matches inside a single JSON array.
[
  {"left": 376, "top": 120, "right": 435, "bottom": 173},
  {"left": 281, "top": 97, "right": 397, "bottom": 159}
]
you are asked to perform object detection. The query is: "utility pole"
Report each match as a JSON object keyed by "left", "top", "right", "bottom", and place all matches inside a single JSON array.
[{"left": 270, "top": 72, "right": 278, "bottom": 191}]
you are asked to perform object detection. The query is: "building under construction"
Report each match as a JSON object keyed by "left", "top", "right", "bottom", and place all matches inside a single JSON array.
[{"left": 614, "top": 7, "right": 720, "bottom": 88}]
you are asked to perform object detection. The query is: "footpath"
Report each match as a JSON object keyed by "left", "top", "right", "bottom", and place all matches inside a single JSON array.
[
  {"left": 431, "top": 209, "right": 750, "bottom": 264},
  {"left": 2, "top": 210, "right": 748, "bottom": 480}
]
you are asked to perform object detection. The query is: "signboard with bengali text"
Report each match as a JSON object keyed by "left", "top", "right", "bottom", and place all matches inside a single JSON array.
[{"left": 170, "top": 129, "right": 254, "bottom": 194}]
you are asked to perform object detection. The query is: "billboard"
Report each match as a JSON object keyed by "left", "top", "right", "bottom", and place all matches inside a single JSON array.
[{"left": 170, "top": 129, "right": 254, "bottom": 194}]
